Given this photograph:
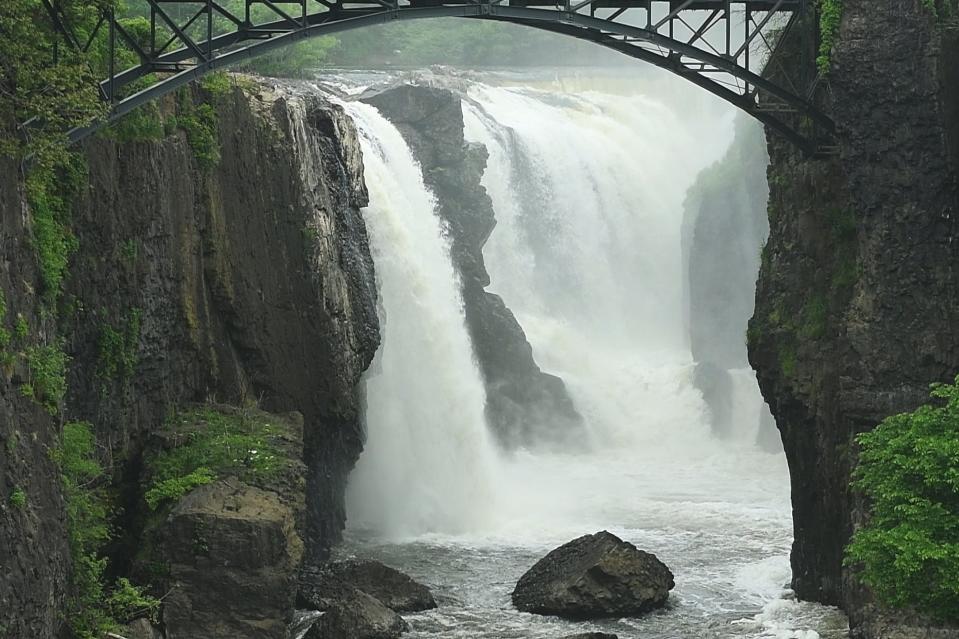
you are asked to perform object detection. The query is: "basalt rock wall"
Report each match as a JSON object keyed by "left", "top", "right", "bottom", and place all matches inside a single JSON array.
[
  {"left": 0, "top": 80, "right": 379, "bottom": 637},
  {"left": 749, "top": 2, "right": 959, "bottom": 635}
]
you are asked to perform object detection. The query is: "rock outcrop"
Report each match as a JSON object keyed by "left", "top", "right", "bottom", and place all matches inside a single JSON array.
[
  {"left": 0, "top": 79, "right": 380, "bottom": 636},
  {"left": 327, "top": 559, "right": 436, "bottom": 613},
  {"left": 750, "top": 2, "right": 959, "bottom": 636},
  {"left": 512, "top": 531, "right": 674, "bottom": 619},
  {"left": 363, "top": 84, "right": 584, "bottom": 448},
  {"left": 298, "top": 570, "right": 409, "bottom": 639},
  {"left": 682, "top": 118, "right": 778, "bottom": 446}
]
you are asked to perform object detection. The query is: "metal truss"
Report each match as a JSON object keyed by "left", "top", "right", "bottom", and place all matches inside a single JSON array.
[{"left": 41, "top": 0, "right": 835, "bottom": 155}]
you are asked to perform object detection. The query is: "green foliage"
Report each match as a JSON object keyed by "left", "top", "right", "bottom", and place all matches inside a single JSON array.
[
  {"left": 24, "top": 340, "right": 69, "bottom": 414},
  {"left": 240, "top": 36, "right": 338, "bottom": 78},
  {"left": 845, "top": 377, "right": 959, "bottom": 622},
  {"left": 25, "top": 163, "right": 82, "bottom": 304},
  {"left": 107, "top": 104, "right": 165, "bottom": 143},
  {"left": 799, "top": 294, "right": 828, "bottom": 340},
  {"left": 107, "top": 578, "right": 160, "bottom": 625},
  {"left": 145, "top": 407, "right": 289, "bottom": 510},
  {"left": 144, "top": 467, "right": 215, "bottom": 510},
  {"left": 14, "top": 315, "right": 28, "bottom": 339},
  {"left": 53, "top": 421, "right": 160, "bottom": 638},
  {"left": 0, "top": 0, "right": 111, "bottom": 168},
  {"left": 778, "top": 342, "right": 798, "bottom": 379},
  {"left": 9, "top": 487, "right": 27, "bottom": 509},
  {"left": 176, "top": 91, "right": 220, "bottom": 171},
  {"left": 0, "top": 289, "right": 9, "bottom": 350},
  {"left": 97, "top": 308, "right": 142, "bottom": 385},
  {"left": 817, "top": 0, "right": 843, "bottom": 75},
  {"left": 199, "top": 72, "right": 234, "bottom": 97}
]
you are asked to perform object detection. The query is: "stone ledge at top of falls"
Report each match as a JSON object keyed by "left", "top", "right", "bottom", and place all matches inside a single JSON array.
[
  {"left": 358, "top": 81, "right": 586, "bottom": 450},
  {"left": 512, "top": 531, "right": 675, "bottom": 619}
]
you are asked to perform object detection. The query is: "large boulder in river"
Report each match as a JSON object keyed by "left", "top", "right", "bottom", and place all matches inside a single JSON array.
[
  {"left": 298, "top": 570, "right": 409, "bottom": 639},
  {"left": 512, "top": 531, "right": 674, "bottom": 619},
  {"left": 328, "top": 559, "right": 436, "bottom": 612}
]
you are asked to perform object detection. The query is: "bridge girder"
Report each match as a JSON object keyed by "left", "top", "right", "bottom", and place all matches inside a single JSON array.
[{"left": 43, "top": 0, "right": 834, "bottom": 155}]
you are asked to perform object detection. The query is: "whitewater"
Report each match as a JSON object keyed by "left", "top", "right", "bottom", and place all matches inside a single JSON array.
[{"left": 341, "top": 72, "right": 849, "bottom": 639}]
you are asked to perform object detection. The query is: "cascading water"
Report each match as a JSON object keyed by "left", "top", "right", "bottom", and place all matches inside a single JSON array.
[
  {"left": 343, "top": 101, "right": 501, "bottom": 537},
  {"left": 341, "top": 71, "right": 848, "bottom": 639}
]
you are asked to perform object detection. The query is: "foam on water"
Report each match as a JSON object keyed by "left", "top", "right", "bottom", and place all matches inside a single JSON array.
[{"left": 340, "top": 72, "right": 848, "bottom": 638}]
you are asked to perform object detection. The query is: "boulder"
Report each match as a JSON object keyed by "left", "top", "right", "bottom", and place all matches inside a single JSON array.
[
  {"left": 299, "top": 571, "right": 409, "bottom": 639},
  {"left": 512, "top": 531, "right": 674, "bottom": 619},
  {"left": 328, "top": 559, "right": 436, "bottom": 612}
]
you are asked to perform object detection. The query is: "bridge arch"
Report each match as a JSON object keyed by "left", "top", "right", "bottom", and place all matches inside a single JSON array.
[{"left": 43, "top": 0, "right": 834, "bottom": 154}]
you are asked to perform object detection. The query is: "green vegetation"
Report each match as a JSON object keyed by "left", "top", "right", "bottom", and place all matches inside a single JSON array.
[
  {"left": 817, "top": 0, "right": 843, "bottom": 75},
  {"left": 25, "top": 163, "right": 84, "bottom": 305},
  {"left": 97, "top": 308, "right": 142, "bottom": 385},
  {"left": 15, "top": 315, "right": 28, "bottom": 340},
  {"left": 0, "top": 290, "right": 9, "bottom": 350},
  {"left": 845, "top": 376, "right": 959, "bottom": 622},
  {"left": 9, "top": 487, "right": 27, "bottom": 509},
  {"left": 24, "top": 341, "right": 70, "bottom": 414},
  {"left": 0, "top": 1, "right": 109, "bottom": 167},
  {"left": 177, "top": 90, "right": 220, "bottom": 171},
  {"left": 53, "top": 421, "right": 159, "bottom": 638},
  {"left": 145, "top": 407, "right": 290, "bottom": 511}
]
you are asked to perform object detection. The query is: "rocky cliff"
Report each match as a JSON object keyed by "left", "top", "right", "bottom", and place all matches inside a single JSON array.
[
  {"left": 363, "top": 84, "right": 583, "bottom": 448},
  {"left": 682, "top": 118, "right": 779, "bottom": 448},
  {"left": 749, "top": 1, "right": 959, "bottom": 635},
  {"left": 0, "top": 79, "right": 379, "bottom": 637}
]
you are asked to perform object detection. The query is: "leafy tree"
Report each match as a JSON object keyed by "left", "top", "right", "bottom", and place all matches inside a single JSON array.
[
  {"left": 845, "top": 376, "right": 959, "bottom": 622},
  {"left": 0, "top": 0, "right": 112, "bottom": 167}
]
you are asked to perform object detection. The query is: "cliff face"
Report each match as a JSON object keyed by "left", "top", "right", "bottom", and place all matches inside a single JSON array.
[
  {"left": 682, "top": 118, "right": 779, "bottom": 447},
  {"left": 363, "top": 84, "right": 583, "bottom": 448},
  {"left": 750, "top": 1, "right": 959, "bottom": 634},
  {"left": 0, "top": 80, "right": 379, "bottom": 636}
]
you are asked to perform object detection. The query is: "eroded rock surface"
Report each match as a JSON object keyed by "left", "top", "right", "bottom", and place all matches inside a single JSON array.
[
  {"left": 298, "top": 571, "right": 409, "bottom": 639},
  {"left": 512, "top": 531, "right": 674, "bottom": 619},
  {"left": 363, "top": 84, "right": 583, "bottom": 449},
  {"left": 328, "top": 559, "right": 436, "bottom": 612}
]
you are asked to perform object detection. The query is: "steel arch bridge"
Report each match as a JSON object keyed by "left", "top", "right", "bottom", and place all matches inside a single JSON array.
[{"left": 42, "top": 0, "right": 835, "bottom": 155}]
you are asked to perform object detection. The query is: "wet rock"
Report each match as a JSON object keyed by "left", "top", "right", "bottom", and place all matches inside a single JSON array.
[
  {"left": 299, "top": 572, "right": 409, "bottom": 639},
  {"left": 364, "top": 84, "right": 584, "bottom": 449},
  {"left": 560, "top": 634, "right": 619, "bottom": 639},
  {"left": 328, "top": 559, "right": 436, "bottom": 612},
  {"left": 512, "top": 531, "right": 674, "bottom": 619},
  {"left": 159, "top": 478, "right": 304, "bottom": 639}
]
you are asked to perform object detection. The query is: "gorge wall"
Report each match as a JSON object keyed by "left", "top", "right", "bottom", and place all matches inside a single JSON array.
[
  {"left": 0, "top": 81, "right": 379, "bottom": 636},
  {"left": 749, "top": 1, "right": 959, "bottom": 635}
]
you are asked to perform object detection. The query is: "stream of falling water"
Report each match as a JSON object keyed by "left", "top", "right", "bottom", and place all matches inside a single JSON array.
[{"left": 341, "top": 72, "right": 848, "bottom": 639}]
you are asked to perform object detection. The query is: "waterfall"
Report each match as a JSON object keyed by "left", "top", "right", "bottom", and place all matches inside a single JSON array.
[
  {"left": 343, "top": 102, "right": 501, "bottom": 537},
  {"left": 462, "top": 83, "right": 737, "bottom": 452}
]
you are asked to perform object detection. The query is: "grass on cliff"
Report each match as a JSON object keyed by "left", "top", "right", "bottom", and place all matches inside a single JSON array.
[
  {"left": 144, "top": 407, "right": 291, "bottom": 510},
  {"left": 845, "top": 376, "right": 959, "bottom": 622},
  {"left": 53, "top": 421, "right": 159, "bottom": 639}
]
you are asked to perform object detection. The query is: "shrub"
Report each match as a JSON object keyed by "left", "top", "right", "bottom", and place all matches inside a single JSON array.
[
  {"left": 9, "top": 487, "right": 26, "bottom": 509},
  {"left": 25, "top": 341, "right": 69, "bottom": 414},
  {"left": 845, "top": 376, "right": 959, "bottom": 622},
  {"left": 817, "top": 0, "right": 843, "bottom": 75},
  {"left": 53, "top": 421, "right": 159, "bottom": 638}
]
